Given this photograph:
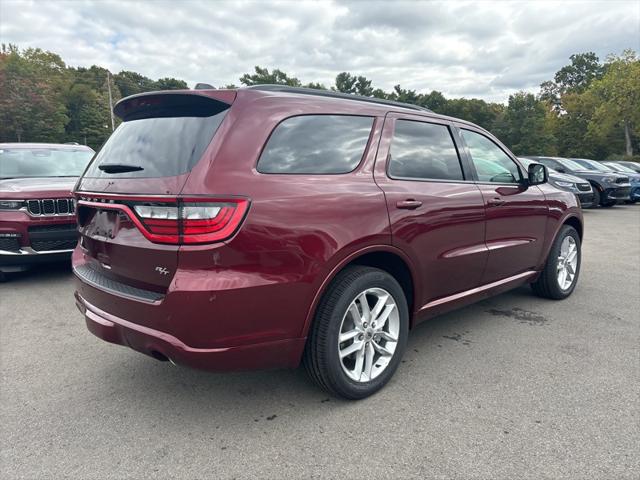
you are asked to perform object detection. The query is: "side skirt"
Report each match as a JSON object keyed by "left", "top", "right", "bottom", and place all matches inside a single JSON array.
[{"left": 413, "top": 270, "right": 538, "bottom": 326}]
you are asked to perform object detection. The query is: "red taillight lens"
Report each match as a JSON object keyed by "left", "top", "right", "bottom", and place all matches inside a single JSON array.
[
  {"left": 180, "top": 201, "right": 248, "bottom": 244},
  {"left": 131, "top": 198, "right": 249, "bottom": 244},
  {"left": 77, "top": 196, "right": 249, "bottom": 245}
]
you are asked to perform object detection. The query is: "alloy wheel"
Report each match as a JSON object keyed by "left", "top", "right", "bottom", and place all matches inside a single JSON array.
[
  {"left": 338, "top": 288, "right": 400, "bottom": 382},
  {"left": 557, "top": 236, "right": 578, "bottom": 290}
]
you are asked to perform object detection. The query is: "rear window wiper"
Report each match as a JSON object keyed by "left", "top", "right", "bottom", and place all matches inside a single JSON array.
[{"left": 98, "top": 164, "right": 144, "bottom": 174}]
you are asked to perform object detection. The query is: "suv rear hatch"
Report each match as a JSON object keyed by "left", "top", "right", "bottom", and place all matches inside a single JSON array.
[{"left": 75, "top": 91, "right": 240, "bottom": 293}]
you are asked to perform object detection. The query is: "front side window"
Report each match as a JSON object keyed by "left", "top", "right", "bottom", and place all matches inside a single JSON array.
[
  {"left": 257, "top": 115, "right": 374, "bottom": 174},
  {"left": 388, "top": 120, "right": 464, "bottom": 181},
  {"left": 462, "top": 130, "right": 521, "bottom": 183}
]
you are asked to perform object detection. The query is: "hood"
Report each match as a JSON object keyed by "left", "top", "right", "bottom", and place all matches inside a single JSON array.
[
  {"left": 549, "top": 171, "right": 585, "bottom": 183},
  {"left": 562, "top": 170, "right": 625, "bottom": 182},
  {"left": 0, "top": 177, "right": 77, "bottom": 198}
]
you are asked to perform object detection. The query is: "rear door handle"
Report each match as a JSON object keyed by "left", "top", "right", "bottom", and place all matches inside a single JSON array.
[
  {"left": 396, "top": 199, "right": 423, "bottom": 210},
  {"left": 487, "top": 197, "right": 506, "bottom": 207}
]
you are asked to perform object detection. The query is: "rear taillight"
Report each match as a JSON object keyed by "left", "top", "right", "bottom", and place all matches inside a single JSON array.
[
  {"left": 132, "top": 199, "right": 249, "bottom": 244},
  {"left": 77, "top": 196, "right": 249, "bottom": 245}
]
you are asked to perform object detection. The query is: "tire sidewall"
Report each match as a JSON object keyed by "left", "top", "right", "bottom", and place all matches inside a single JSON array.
[
  {"left": 548, "top": 226, "right": 581, "bottom": 298},
  {"left": 323, "top": 268, "right": 409, "bottom": 399}
]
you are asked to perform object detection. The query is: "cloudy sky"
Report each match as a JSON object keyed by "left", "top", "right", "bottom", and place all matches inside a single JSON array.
[{"left": 1, "top": 0, "right": 638, "bottom": 102}]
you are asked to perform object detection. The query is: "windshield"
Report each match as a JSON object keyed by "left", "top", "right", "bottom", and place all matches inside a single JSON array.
[
  {"left": 556, "top": 158, "right": 587, "bottom": 171},
  {"left": 573, "top": 159, "right": 612, "bottom": 172},
  {"left": 606, "top": 163, "right": 635, "bottom": 173},
  {"left": 0, "top": 147, "right": 94, "bottom": 179},
  {"left": 520, "top": 157, "right": 562, "bottom": 173}
]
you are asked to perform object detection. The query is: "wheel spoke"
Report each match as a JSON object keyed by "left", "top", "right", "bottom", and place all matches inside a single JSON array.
[
  {"left": 567, "top": 250, "right": 577, "bottom": 264},
  {"left": 372, "top": 340, "right": 393, "bottom": 357},
  {"left": 348, "top": 303, "right": 363, "bottom": 328},
  {"left": 370, "top": 294, "right": 389, "bottom": 322},
  {"left": 363, "top": 342, "right": 374, "bottom": 381},
  {"left": 566, "top": 263, "right": 575, "bottom": 275},
  {"left": 353, "top": 343, "right": 365, "bottom": 378},
  {"left": 558, "top": 268, "right": 567, "bottom": 288},
  {"left": 357, "top": 292, "right": 371, "bottom": 321},
  {"left": 374, "top": 304, "right": 395, "bottom": 331},
  {"left": 339, "top": 329, "right": 360, "bottom": 343},
  {"left": 376, "top": 330, "right": 397, "bottom": 342},
  {"left": 340, "top": 341, "right": 362, "bottom": 358}
]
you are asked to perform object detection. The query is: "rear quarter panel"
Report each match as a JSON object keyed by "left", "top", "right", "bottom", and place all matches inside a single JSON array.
[{"left": 177, "top": 94, "right": 392, "bottom": 342}]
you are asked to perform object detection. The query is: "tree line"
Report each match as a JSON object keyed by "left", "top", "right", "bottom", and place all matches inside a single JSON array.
[{"left": 0, "top": 44, "right": 637, "bottom": 160}]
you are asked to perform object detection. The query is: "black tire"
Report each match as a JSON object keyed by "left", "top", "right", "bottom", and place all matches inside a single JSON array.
[
  {"left": 591, "top": 189, "right": 601, "bottom": 208},
  {"left": 601, "top": 199, "right": 616, "bottom": 207},
  {"left": 531, "top": 225, "right": 581, "bottom": 300},
  {"left": 303, "top": 266, "right": 409, "bottom": 400}
]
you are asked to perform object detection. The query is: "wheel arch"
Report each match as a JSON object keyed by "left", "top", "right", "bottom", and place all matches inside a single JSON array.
[
  {"left": 301, "top": 245, "right": 420, "bottom": 339},
  {"left": 562, "top": 214, "right": 583, "bottom": 240}
]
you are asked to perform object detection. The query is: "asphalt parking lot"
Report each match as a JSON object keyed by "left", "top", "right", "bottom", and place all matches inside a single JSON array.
[{"left": 1, "top": 205, "right": 639, "bottom": 480}]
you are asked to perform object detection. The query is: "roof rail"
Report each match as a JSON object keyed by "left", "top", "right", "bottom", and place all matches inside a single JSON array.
[{"left": 246, "top": 84, "right": 433, "bottom": 113}]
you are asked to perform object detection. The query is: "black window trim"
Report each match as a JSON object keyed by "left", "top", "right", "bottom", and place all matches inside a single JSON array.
[
  {"left": 455, "top": 124, "right": 525, "bottom": 186},
  {"left": 385, "top": 117, "right": 471, "bottom": 184},
  {"left": 255, "top": 113, "right": 377, "bottom": 176}
]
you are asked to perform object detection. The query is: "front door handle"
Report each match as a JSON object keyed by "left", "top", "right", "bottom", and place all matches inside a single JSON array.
[
  {"left": 487, "top": 197, "right": 506, "bottom": 207},
  {"left": 396, "top": 199, "right": 423, "bottom": 210}
]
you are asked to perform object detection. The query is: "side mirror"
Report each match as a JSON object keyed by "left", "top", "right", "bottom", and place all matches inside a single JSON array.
[{"left": 527, "top": 163, "right": 548, "bottom": 185}]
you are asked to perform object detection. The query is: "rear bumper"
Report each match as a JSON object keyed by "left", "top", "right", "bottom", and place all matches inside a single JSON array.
[{"left": 75, "top": 292, "right": 306, "bottom": 371}]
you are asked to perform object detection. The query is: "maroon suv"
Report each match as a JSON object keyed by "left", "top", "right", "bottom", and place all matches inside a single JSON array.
[
  {"left": 72, "top": 86, "right": 583, "bottom": 399},
  {"left": 0, "top": 143, "right": 94, "bottom": 280}
]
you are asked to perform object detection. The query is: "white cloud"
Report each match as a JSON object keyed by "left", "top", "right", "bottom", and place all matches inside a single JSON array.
[{"left": 0, "top": 0, "right": 637, "bottom": 102}]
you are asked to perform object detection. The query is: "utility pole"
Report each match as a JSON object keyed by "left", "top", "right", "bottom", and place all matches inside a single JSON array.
[{"left": 106, "top": 71, "right": 115, "bottom": 132}]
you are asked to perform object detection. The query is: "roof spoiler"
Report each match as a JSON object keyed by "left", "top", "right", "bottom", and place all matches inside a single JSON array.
[{"left": 114, "top": 91, "right": 233, "bottom": 121}]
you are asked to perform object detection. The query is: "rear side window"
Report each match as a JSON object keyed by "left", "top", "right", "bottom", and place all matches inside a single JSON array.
[
  {"left": 388, "top": 120, "right": 464, "bottom": 181},
  {"left": 257, "top": 115, "right": 374, "bottom": 174},
  {"left": 84, "top": 96, "right": 229, "bottom": 178}
]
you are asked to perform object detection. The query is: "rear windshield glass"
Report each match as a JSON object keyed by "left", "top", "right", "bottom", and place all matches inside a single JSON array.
[
  {"left": 83, "top": 110, "right": 227, "bottom": 178},
  {"left": 257, "top": 115, "right": 374, "bottom": 174},
  {"left": 0, "top": 147, "right": 94, "bottom": 179}
]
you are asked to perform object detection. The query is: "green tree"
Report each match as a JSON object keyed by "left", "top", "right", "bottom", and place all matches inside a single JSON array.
[
  {"left": 333, "top": 72, "right": 373, "bottom": 96},
  {"left": 155, "top": 77, "right": 188, "bottom": 90},
  {"left": 387, "top": 85, "right": 420, "bottom": 104},
  {"left": 494, "top": 92, "right": 556, "bottom": 155},
  {"left": 442, "top": 98, "right": 503, "bottom": 131},
  {"left": 586, "top": 50, "right": 640, "bottom": 156},
  {"left": 0, "top": 44, "right": 68, "bottom": 142},
  {"left": 554, "top": 52, "right": 603, "bottom": 93},
  {"left": 421, "top": 90, "right": 447, "bottom": 112},
  {"left": 304, "top": 82, "right": 327, "bottom": 90},
  {"left": 239, "top": 66, "right": 301, "bottom": 86},
  {"left": 113, "top": 70, "right": 156, "bottom": 97}
]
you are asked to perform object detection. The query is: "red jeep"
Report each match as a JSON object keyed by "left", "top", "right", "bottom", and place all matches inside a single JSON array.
[
  {"left": 0, "top": 143, "right": 94, "bottom": 280},
  {"left": 72, "top": 87, "right": 583, "bottom": 399}
]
